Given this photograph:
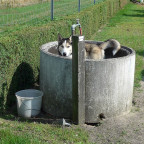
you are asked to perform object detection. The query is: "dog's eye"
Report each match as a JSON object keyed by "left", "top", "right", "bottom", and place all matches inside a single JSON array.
[{"left": 67, "top": 46, "right": 70, "bottom": 48}]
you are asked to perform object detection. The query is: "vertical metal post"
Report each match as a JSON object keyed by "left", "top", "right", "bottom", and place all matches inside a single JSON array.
[
  {"left": 78, "top": 0, "right": 80, "bottom": 12},
  {"left": 51, "top": 0, "right": 54, "bottom": 20},
  {"left": 72, "top": 35, "right": 85, "bottom": 125},
  {"left": 94, "top": 0, "right": 96, "bottom": 4}
]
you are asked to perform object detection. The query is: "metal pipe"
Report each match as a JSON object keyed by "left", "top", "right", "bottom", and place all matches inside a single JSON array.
[{"left": 71, "top": 19, "right": 82, "bottom": 36}]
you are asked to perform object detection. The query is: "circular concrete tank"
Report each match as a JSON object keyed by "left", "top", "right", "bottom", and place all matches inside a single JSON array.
[{"left": 40, "top": 41, "right": 135, "bottom": 122}]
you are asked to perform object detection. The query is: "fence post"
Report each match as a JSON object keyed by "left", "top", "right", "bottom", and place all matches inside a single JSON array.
[
  {"left": 51, "top": 0, "right": 54, "bottom": 20},
  {"left": 78, "top": 0, "right": 80, "bottom": 12},
  {"left": 72, "top": 35, "right": 85, "bottom": 125}
]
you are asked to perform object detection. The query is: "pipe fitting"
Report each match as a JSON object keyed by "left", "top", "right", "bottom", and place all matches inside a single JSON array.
[{"left": 71, "top": 19, "right": 82, "bottom": 35}]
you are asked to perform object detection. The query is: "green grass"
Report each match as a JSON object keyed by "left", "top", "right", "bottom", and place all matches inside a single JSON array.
[
  {"left": 0, "top": 117, "right": 89, "bottom": 144},
  {"left": 0, "top": 2, "right": 143, "bottom": 144},
  {"left": 0, "top": 129, "right": 40, "bottom": 144},
  {"left": 0, "top": 0, "right": 104, "bottom": 27},
  {"left": 93, "top": 3, "right": 144, "bottom": 88},
  {"left": 0, "top": 2, "right": 50, "bottom": 25},
  {"left": 0, "top": 0, "right": 105, "bottom": 36}
]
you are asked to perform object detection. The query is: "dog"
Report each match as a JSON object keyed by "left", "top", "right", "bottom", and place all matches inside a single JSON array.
[
  {"left": 57, "top": 34, "right": 121, "bottom": 60},
  {"left": 57, "top": 33, "right": 72, "bottom": 58}
]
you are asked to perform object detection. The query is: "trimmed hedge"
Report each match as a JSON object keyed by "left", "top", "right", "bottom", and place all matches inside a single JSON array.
[{"left": 0, "top": 0, "right": 130, "bottom": 111}]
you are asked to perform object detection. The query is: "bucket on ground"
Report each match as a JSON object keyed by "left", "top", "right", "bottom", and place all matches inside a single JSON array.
[{"left": 15, "top": 89, "right": 43, "bottom": 118}]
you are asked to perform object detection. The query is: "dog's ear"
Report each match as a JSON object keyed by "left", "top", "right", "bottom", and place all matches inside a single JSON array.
[
  {"left": 58, "top": 33, "right": 63, "bottom": 42},
  {"left": 69, "top": 35, "right": 72, "bottom": 43}
]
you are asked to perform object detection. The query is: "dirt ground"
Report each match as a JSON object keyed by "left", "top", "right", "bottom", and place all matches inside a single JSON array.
[{"left": 83, "top": 59, "right": 144, "bottom": 143}]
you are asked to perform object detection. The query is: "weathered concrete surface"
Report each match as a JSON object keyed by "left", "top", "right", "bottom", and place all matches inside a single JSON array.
[
  {"left": 85, "top": 46, "right": 135, "bottom": 123},
  {"left": 40, "top": 41, "right": 135, "bottom": 122},
  {"left": 40, "top": 42, "right": 72, "bottom": 118}
]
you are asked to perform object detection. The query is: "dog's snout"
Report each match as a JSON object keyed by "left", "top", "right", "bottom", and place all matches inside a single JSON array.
[{"left": 63, "top": 52, "right": 66, "bottom": 56}]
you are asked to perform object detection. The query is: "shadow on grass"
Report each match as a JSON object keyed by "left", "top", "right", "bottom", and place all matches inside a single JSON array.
[
  {"left": 123, "top": 9, "right": 144, "bottom": 18},
  {"left": 133, "top": 10, "right": 144, "bottom": 13},
  {"left": 0, "top": 110, "right": 71, "bottom": 126},
  {"left": 123, "top": 13, "right": 144, "bottom": 17},
  {"left": 136, "top": 50, "right": 144, "bottom": 57}
]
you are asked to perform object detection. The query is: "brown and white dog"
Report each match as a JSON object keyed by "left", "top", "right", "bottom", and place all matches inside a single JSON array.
[{"left": 57, "top": 34, "right": 121, "bottom": 60}]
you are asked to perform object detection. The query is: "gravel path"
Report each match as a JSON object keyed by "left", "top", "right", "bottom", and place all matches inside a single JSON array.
[{"left": 84, "top": 57, "right": 144, "bottom": 144}]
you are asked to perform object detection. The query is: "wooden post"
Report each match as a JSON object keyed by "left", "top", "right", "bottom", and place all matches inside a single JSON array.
[{"left": 72, "top": 35, "right": 85, "bottom": 125}]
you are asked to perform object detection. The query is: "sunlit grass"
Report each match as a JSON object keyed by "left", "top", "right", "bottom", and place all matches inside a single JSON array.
[
  {"left": 0, "top": 3, "right": 143, "bottom": 143},
  {"left": 0, "top": 0, "right": 104, "bottom": 27},
  {"left": 0, "top": 117, "right": 89, "bottom": 144},
  {"left": 93, "top": 3, "right": 144, "bottom": 88}
]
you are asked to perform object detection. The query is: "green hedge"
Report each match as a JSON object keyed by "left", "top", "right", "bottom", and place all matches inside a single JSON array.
[{"left": 0, "top": 0, "right": 130, "bottom": 111}]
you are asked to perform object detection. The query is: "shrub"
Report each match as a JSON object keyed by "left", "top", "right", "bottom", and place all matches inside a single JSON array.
[{"left": 0, "top": 0, "right": 130, "bottom": 111}]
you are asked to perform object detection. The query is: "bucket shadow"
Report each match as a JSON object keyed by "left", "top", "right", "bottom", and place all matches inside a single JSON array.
[{"left": 6, "top": 62, "right": 35, "bottom": 112}]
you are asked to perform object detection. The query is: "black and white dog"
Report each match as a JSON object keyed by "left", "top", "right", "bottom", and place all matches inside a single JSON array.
[{"left": 57, "top": 33, "right": 121, "bottom": 60}]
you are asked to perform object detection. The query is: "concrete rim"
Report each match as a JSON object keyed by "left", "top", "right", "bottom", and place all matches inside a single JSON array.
[
  {"left": 40, "top": 41, "right": 135, "bottom": 61},
  {"left": 40, "top": 41, "right": 71, "bottom": 60}
]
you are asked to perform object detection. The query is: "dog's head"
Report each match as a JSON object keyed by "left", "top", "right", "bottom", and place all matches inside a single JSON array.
[{"left": 57, "top": 34, "right": 72, "bottom": 57}]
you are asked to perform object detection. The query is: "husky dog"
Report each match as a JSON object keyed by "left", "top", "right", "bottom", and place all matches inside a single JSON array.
[
  {"left": 57, "top": 34, "right": 121, "bottom": 60},
  {"left": 57, "top": 34, "right": 72, "bottom": 57},
  {"left": 85, "top": 39, "right": 121, "bottom": 59}
]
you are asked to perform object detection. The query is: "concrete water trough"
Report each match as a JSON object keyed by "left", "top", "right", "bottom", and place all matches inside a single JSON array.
[{"left": 40, "top": 40, "right": 135, "bottom": 123}]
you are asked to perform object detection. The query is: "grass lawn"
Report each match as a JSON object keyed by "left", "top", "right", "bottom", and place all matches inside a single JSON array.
[
  {"left": 0, "top": 115, "right": 89, "bottom": 144},
  {"left": 0, "top": 2, "right": 144, "bottom": 144},
  {"left": 0, "top": 0, "right": 104, "bottom": 36},
  {"left": 0, "top": 0, "right": 104, "bottom": 27},
  {"left": 92, "top": 3, "right": 144, "bottom": 88}
]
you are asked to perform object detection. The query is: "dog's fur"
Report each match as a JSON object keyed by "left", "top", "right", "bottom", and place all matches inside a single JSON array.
[
  {"left": 57, "top": 34, "right": 121, "bottom": 60},
  {"left": 57, "top": 34, "right": 72, "bottom": 57}
]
